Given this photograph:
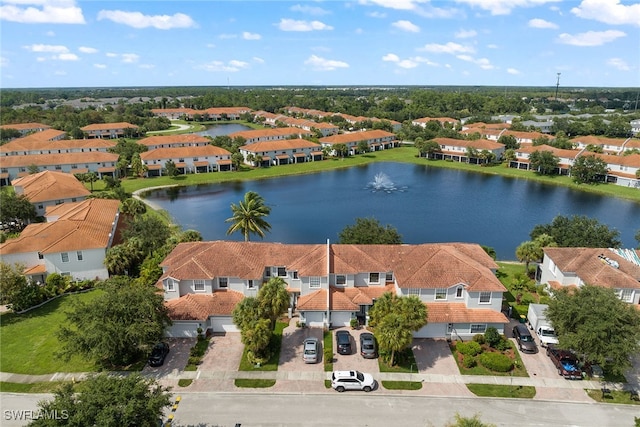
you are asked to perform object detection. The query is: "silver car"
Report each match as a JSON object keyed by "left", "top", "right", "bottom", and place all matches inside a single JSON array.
[{"left": 303, "top": 337, "right": 319, "bottom": 363}]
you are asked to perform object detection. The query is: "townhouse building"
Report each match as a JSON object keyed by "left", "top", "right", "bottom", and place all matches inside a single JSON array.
[
  {"left": 538, "top": 247, "right": 640, "bottom": 306},
  {"left": 1, "top": 151, "right": 120, "bottom": 181},
  {"left": 12, "top": 170, "right": 91, "bottom": 217},
  {"left": 509, "top": 144, "right": 579, "bottom": 174},
  {"left": 239, "top": 139, "right": 323, "bottom": 166},
  {"left": 319, "top": 130, "right": 397, "bottom": 155},
  {"left": 81, "top": 122, "right": 139, "bottom": 139},
  {"left": 0, "top": 134, "right": 114, "bottom": 157},
  {"left": 427, "top": 137, "right": 505, "bottom": 163},
  {"left": 570, "top": 135, "right": 633, "bottom": 155},
  {"left": 140, "top": 145, "right": 233, "bottom": 176},
  {"left": 0, "top": 199, "right": 124, "bottom": 283},
  {"left": 137, "top": 134, "right": 211, "bottom": 150},
  {"left": 631, "top": 119, "right": 640, "bottom": 136},
  {"left": 229, "top": 128, "right": 313, "bottom": 144},
  {"left": 157, "top": 241, "right": 508, "bottom": 339},
  {"left": 412, "top": 117, "right": 460, "bottom": 128},
  {"left": 0, "top": 122, "right": 52, "bottom": 137}
]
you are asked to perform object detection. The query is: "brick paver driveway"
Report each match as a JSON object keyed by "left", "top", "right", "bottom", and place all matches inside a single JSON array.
[
  {"left": 332, "top": 327, "right": 380, "bottom": 374},
  {"left": 142, "top": 338, "right": 195, "bottom": 378},
  {"left": 198, "top": 333, "right": 243, "bottom": 371},
  {"left": 279, "top": 319, "right": 324, "bottom": 372}
]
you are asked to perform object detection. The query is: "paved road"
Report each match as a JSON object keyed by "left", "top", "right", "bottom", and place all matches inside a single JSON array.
[{"left": 1, "top": 392, "right": 636, "bottom": 427}]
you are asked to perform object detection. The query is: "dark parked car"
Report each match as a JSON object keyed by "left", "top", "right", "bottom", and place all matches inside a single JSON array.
[
  {"left": 547, "top": 346, "right": 583, "bottom": 380},
  {"left": 512, "top": 324, "right": 537, "bottom": 353},
  {"left": 148, "top": 342, "right": 170, "bottom": 367},
  {"left": 359, "top": 332, "right": 377, "bottom": 359},
  {"left": 336, "top": 330, "right": 352, "bottom": 355}
]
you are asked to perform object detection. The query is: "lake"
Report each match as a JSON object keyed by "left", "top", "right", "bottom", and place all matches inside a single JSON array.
[
  {"left": 197, "top": 123, "right": 252, "bottom": 137},
  {"left": 141, "top": 162, "right": 640, "bottom": 260}
]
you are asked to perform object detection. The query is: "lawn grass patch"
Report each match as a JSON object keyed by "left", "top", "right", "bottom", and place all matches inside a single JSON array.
[
  {"left": 586, "top": 389, "right": 640, "bottom": 404},
  {"left": 323, "top": 329, "right": 333, "bottom": 372},
  {"left": 234, "top": 379, "right": 276, "bottom": 388},
  {"left": 238, "top": 321, "right": 286, "bottom": 371},
  {"left": 324, "top": 379, "right": 332, "bottom": 389},
  {"left": 184, "top": 335, "right": 211, "bottom": 370},
  {"left": 0, "top": 381, "right": 72, "bottom": 393},
  {"left": 381, "top": 381, "right": 423, "bottom": 391},
  {"left": 177, "top": 379, "right": 193, "bottom": 387},
  {"left": 378, "top": 347, "right": 417, "bottom": 373},
  {"left": 0, "top": 290, "right": 101, "bottom": 374},
  {"left": 467, "top": 384, "right": 536, "bottom": 398}
]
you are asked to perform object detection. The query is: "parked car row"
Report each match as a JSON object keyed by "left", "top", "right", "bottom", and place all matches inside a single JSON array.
[{"left": 335, "top": 330, "right": 378, "bottom": 358}]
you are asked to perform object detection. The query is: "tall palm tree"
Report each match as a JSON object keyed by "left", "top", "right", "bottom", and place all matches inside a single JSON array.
[{"left": 225, "top": 191, "right": 271, "bottom": 241}]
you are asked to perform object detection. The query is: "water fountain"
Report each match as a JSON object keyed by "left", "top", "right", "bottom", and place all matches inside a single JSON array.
[{"left": 366, "top": 172, "right": 406, "bottom": 193}]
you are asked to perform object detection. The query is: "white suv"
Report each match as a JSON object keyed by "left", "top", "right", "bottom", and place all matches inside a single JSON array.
[{"left": 331, "top": 370, "right": 375, "bottom": 392}]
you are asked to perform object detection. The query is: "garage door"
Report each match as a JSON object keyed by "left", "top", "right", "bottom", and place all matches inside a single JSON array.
[
  {"left": 330, "top": 311, "right": 352, "bottom": 328},
  {"left": 210, "top": 316, "right": 239, "bottom": 333},
  {"left": 414, "top": 322, "right": 446, "bottom": 339},
  {"left": 301, "top": 311, "right": 324, "bottom": 328},
  {"left": 165, "top": 321, "right": 200, "bottom": 338}
]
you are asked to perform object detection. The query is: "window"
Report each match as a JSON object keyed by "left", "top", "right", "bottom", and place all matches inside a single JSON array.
[
  {"left": 470, "top": 324, "right": 487, "bottom": 334},
  {"left": 166, "top": 280, "right": 175, "bottom": 292},
  {"left": 620, "top": 289, "right": 633, "bottom": 302},
  {"left": 385, "top": 272, "right": 393, "bottom": 282},
  {"left": 194, "top": 280, "right": 205, "bottom": 292},
  {"left": 76, "top": 251, "right": 83, "bottom": 261},
  {"left": 264, "top": 267, "right": 271, "bottom": 278},
  {"left": 310, "top": 276, "right": 320, "bottom": 289},
  {"left": 456, "top": 286, "right": 464, "bottom": 298},
  {"left": 336, "top": 275, "right": 346, "bottom": 286},
  {"left": 479, "top": 292, "right": 491, "bottom": 304},
  {"left": 218, "top": 277, "right": 228, "bottom": 288},
  {"left": 277, "top": 267, "right": 287, "bottom": 277},
  {"left": 38, "top": 252, "right": 43, "bottom": 260},
  {"left": 292, "top": 271, "right": 298, "bottom": 279},
  {"left": 61, "top": 252, "right": 69, "bottom": 263},
  {"left": 369, "top": 273, "right": 379, "bottom": 284},
  {"left": 407, "top": 288, "right": 420, "bottom": 296},
  {"left": 435, "top": 288, "right": 447, "bottom": 300},
  {"left": 247, "top": 280, "right": 255, "bottom": 289}
]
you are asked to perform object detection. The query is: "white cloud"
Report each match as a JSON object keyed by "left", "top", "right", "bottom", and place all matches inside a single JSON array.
[
  {"left": 367, "top": 11, "right": 387, "bottom": 18},
  {"left": 23, "top": 43, "right": 69, "bottom": 53},
  {"left": 242, "top": 31, "right": 261, "bottom": 40},
  {"left": 121, "top": 53, "right": 139, "bottom": 63},
  {"left": 199, "top": 60, "right": 249, "bottom": 72},
  {"left": 253, "top": 57, "right": 265, "bottom": 64},
  {"left": 528, "top": 18, "right": 558, "bottom": 29},
  {"left": 607, "top": 57, "right": 630, "bottom": 71},
  {"left": 206, "top": 43, "right": 216, "bottom": 48},
  {"left": 56, "top": 52, "right": 78, "bottom": 61},
  {"left": 419, "top": 42, "right": 475, "bottom": 54},
  {"left": 96, "top": 10, "right": 196, "bottom": 30},
  {"left": 360, "top": 0, "right": 459, "bottom": 18},
  {"left": 487, "top": 44, "right": 498, "bottom": 49},
  {"left": 54, "top": 70, "right": 66, "bottom": 75},
  {"left": 45, "top": 30, "right": 55, "bottom": 36},
  {"left": 94, "top": 63, "right": 107, "bottom": 69},
  {"left": 277, "top": 18, "right": 333, "bottom": 31},
  {"left": 397, "top": 59, "right": 418, "bottom": 69},
  {"left": 455, "top": 29, "right": 477, "bottom": 38},
  {"left": 456, "top": 54, "right": 495, "bottom": 69},
  {"left": 78, "top": 46, "right": 98, "bottom": 54},
  {"left": 0, "top": 0, "right": 85, "bottom": 24},
  {"left": 359, "top": 0, "right": 425, "bottom": 11},
  {"left": 571, "top": 0, "right": 640, "bottom": 27},
  {"left": 557, "top": 30, "right": 626, "bottom": 46},
  {"left": 392, "top": 20, "right": 420, "bottom": 33},
  {"left": 382, "top": 53, "right": 400, "bottom": 62},
  {"left": 454, "top": 0, "right": 562, "bottom": 16},
  {"left": 106, "top": 52, "right": 118, "bottom": 58},
  {"left": 290, "top": 4, "right": 330, "bottom": 15},
  {"left": 507, "top": 68, "right": 520, "bottom": 74},
  {"left": 304, "top": 55, "right": 349, "bottom": 71}
]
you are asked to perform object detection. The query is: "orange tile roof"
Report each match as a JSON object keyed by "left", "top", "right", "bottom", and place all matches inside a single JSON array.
[
  {"left": 0, "top": 152, "right": 119, "bottom": 168},
  {"left": 515, "top": 144, "right": 580, "bottom": 160},
  {"left": 11, "top": 170, "right": 90, "bottom": 203},
  {"left": 319, "top": 130, "right": 396, "bottom": 145},
  {"left": 240, "top": 139, "right": 320, "bottom": 153},
  {"left": 81, "top": 122, "right": 138, "bottom": 131},
  {"left": 413, "top": 117, "right": 459, "bottom": 124},
  {"left": 434, "top": 137, "right": 503, "bottom": 151},
  {"left": 165, "top": 290, "right": 245, "bottom": 320},
  {"left": 571, "top": 135, "right": 628, "bottom": 147},
  {"left": 425, "top": 302, "right": 509, "bottom": 323},
  {"left": 0, "top": 134, "right": 115, "bottom": 155},
  {"left": 329, "top": 284, "right": 395, "bottom": 310},
  {"left": 0, "top": 122, "right": 51, "bottom": 131},
  {"left": 230, "top": 128, "right": 311, "bottom": 139},
  {"left": 0, "top": 199, "right": 120, "bottom": 255},
  {"left": 138, "top": 134, "right": 211, "bottom": 147},
  {"left": 140, "top": 145, "right": 231, "bottom": 161},
  {"left": 297, "top": 289, "right": 328, "bottom": 311}
]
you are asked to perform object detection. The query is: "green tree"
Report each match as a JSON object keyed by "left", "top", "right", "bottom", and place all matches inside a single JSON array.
[
  {"left": 130, "top": 153, "right": 148, "bottom": 177},
  {"left": 368, "top": 292, "right": 427, "bottom": 366},
  {"left": 529, "top": 150, "right": 559, "bottom": 175},
  {"left": 530, "top": 214, "right": 621, "bottom": 248},
  {"left": 58, "top": 279, "right": 171, "bottom": 367},
  {"left": 445, "top": 413, "right": 496, "bottom": 427},
  {"left": 164, "top": 159, "right": 178, "bottom": 177},
  {"left": 357, "top": 140, "right": 369, "bottom": 154},
  {"left": 84, "top": 171, "right": 99, "bottom": 191},
  {"left": 225, "top": 191, "right": 272, "bottom": 241},
  {"left": 546, "top": 285, "right": 640, "bottom": 376},
  {"left": 338, "top": 217, "right": 402, "bottom": 244},
  {"left": 241, "top": 317, "right": 272, "bottom": 363},
  {"left": 231, "top": 152, "right": 244, "bottom": 171},
  {"left": 570, "top": 154, "right": 608, "bottom": 184},
  {"left": 257, "top": 277, "right": 290, "bottom": 329},
  {"left": 333, "top": 143, "right": 349, "bottom": 158},
  {"left": 232, "top": 296, "right": 261, "bottom": 331},
  {"left": 0, "top": 261, "right": 27, "bottom": 305},
  {"left": 515, "top": 241, "right": 539, "bottom": 272},
  {"left": 0, "top": 188, "right": 37, "bottom": 222},
  {"left": 498, "top": 134, "right": 519, "bottom": 150},
  {"left": 121, "top": 197, "right": 147, "bottom": 216},
  {"left": 28, "top": 373, "right": 171, "bottom": 427},
  {"left": 123, "top": 215, "right": 172, "bottom": 254},
  {"left": 636, "top": 229, "right": 640, "bottom": 249}
]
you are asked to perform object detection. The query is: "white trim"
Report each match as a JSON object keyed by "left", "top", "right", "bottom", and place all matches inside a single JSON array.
[{"left": 479, "top": 291, "right": 491, "bottom": 304}]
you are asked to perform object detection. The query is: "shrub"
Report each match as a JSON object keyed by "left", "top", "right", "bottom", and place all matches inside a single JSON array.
[
  {"left": 520, "top": 293, "right": 535, "bottom": 305},
  {"left": 462, "top": 355, "right": 476, "bottom": 368},
  {"left": 479, "top": 352, "right": 513, "bottom": 372},
  {"left": 472, "top": 334, "right": 485, "bottom": 345},
  {"left": 456, "top": 341, "right": 482, "bottom": 357},
  {"left": 496, "top": 337, "right": 512, "bottom": 352},
  {"left": 484, "top": 327, "right": 502, "bottom": 348}
]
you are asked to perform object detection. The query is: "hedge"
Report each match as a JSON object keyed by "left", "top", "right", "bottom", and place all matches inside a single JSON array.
[{"left": 479, "top": 352, "right": 513, "bottom": 372}]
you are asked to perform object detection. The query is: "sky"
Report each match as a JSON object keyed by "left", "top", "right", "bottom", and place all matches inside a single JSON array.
[{"left": 0, "top": 0, "right": 639, "bottom": 89}]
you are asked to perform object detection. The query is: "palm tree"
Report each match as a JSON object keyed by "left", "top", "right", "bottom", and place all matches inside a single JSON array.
[
  {"left": 225, "top": 191, "right": 272, "bottom": 241},
  {"left": 257, "top": 277, "right": 290, "bottom": 328},
  {"left": 121, "top": 198, "right": 147, "bottom": 216},
  {"left": 515, "top": 240, "right": 540, "bottom": 273}
]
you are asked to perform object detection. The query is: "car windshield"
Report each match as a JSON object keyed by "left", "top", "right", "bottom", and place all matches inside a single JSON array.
[
  {"left": 304, "top": 347, "right": 316, "bottom": 355},
  {"left": 356, "top": 371, "right": 364, "bottom": 381},
  {"left": 540, "top": 328, "right": 556, "bottom": 337},
  {"left": 362, "top": 342, "right": 374, "bottom": 349},
  {"left": 521, "top": 335, "right": 534, "bottom": 342}
]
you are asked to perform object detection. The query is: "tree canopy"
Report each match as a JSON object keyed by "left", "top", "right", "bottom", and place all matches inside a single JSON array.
[
  {"left": 58, "top": 278, "right": 171, "bottom": 367},
  {"left": 368, "top": 292, "right": 427, "bottom": 366},
  {"left": 28, "top": 373, "right": 171, "bottom": 427},
  {"left": 529, "top": 215, "right": 621, "bottom": 248},
  {"left": 528, "top": 150, "right": 559, "bottom": 175},
  {"left": 338, "top": 217, "right": 402, "bottom": 244},
  {"left": 570, "top": 154, "right": 608, "bottom": 184},
  {"left": 0, "top": 188, "right": 37, "bottom": 222},
  {"left": 546, "top": 284, "right": 640, "bottom": 376},
  {"left": 225, "top": 191, "right": 272, "bottom": 241}
]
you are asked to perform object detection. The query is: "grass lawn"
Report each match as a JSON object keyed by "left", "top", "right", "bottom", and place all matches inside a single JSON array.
[
  {"left": 234, "top": 378, "right": 276, "bottom": 388},
  {"left": 378, "top": 347, "right": 418, "bottom": 373},
  {"left": 0, "top": 291, "right": 102, "bottom": 374},
  {"left": 586, "top": 389, "right": 640, "bottom": 405},
  {"left": 381, "top": 380, "right": 423, "bottom": 391},
  {"left": 238, "top": 321, "right": 287, "bottom": 371},
  {"left": 177, "top": 379, "right": 193, "bottom": 387},
  {"left": 450, "top": 340, "right": 529, "bottom": 377},
  {"left": 323, "top": 330, "right": 333, "bottom": 372},
  {"left": 466, "top": 384, "right": 536, "bottom": 398},
  {"left": 0, "top": 381, "right": 71, "bottom": 393}
]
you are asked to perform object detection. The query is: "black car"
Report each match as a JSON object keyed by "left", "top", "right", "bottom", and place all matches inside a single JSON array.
[
  {"left": 336, "top": 330, "right": 352, "bottom": 355},
  {"left": 148, "top": 342, "right": 170, "bottom": 367},
  {"left": 512, "top": 324, "right": 537, "bottom": 354}
]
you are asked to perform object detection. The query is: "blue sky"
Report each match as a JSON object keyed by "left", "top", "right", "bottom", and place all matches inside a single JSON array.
[{"left": 1, "top": 0, "right": 639, "bottom": 88}]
